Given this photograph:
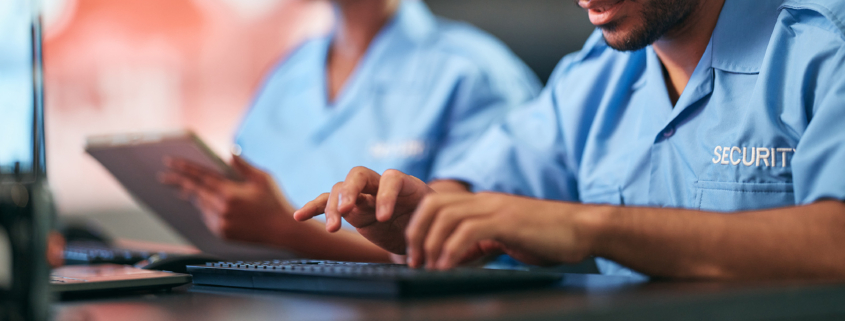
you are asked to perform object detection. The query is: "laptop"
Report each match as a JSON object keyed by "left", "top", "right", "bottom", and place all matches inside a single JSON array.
[{"left": 0, "top": 0, "right": 190, "bottom": 294}]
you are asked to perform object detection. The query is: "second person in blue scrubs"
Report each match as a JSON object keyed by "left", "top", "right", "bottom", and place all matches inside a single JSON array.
[{"left": 161, "top": 0, "right": 540, "bottom": 262}]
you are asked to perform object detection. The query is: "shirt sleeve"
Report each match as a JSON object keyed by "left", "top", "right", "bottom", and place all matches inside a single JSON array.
[
  {"left": 790, "top": 35, "right": 845, "bottom": 204},
  {"left": 426, "top": 60, "right": 541, "bottom": 182},
  {"left": 431, "top": 84, "right": 579, "bottom": 201}
]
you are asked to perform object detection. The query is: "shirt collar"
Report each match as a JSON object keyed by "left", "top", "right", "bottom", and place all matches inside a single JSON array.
[{"left": 711, "top": 0, "right": 784, "bottom": 73}]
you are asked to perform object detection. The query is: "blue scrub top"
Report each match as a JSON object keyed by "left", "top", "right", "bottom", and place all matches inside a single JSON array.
[
  {"left": 435, "top": 0, "right": 845, "bottom": 276},
  {"left": 235, "top": 0, "right": 541, "bottom": 209}
]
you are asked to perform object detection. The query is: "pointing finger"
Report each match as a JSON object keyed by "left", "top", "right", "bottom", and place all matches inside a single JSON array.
[{"left": 293, "top": 193, "right": 330, "bottom": 221}]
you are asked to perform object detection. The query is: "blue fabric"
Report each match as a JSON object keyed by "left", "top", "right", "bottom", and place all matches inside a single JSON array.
[
  {"left": 434, "top": 0, "right": 845, "bottom": 276},
  {"left": 235, "top": 0, "right": 541, "bottom": 210}
]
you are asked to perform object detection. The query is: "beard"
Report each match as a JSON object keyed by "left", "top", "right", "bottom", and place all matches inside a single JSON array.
[{"left": 595, "top": 0, "right": 699, "bottom": 51}]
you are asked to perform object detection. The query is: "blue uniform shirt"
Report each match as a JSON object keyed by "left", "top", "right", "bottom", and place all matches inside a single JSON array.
[
  {"left": 235, "top": 0, "right": 541, "bottom": 209},
  {"left": 435, "top": 0, "right": 845, "bottom": 276}
]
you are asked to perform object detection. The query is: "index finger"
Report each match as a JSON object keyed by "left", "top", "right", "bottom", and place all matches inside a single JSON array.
[{"left": 293, "top": 193, "right": 330, "bottom": 221}]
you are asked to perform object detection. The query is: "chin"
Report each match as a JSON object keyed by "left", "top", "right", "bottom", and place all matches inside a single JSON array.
[{"left": 598, "top": 18, "right": 654, "bottom": 52}]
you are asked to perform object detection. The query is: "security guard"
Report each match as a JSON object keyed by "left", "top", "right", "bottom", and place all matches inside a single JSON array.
[
  {"left": 297, "top": 0, "right": 845, "bottom": 279},
  {"left": 162, "top": 0, "right": 540, "bottom": 262}
]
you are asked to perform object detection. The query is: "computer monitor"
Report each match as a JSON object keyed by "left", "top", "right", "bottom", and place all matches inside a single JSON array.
[{"left": 0, "top": 0, "right": 46, "bottom": 180}]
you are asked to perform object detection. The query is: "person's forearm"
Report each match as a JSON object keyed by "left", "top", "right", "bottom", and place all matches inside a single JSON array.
[
  {"left": 585, "top": 200, "right": 845, "bottom": 279},
  {"left": 280, "top": 220, "right": 393, "bottom": 262}
]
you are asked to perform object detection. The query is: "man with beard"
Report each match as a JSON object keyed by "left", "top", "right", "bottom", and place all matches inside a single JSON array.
[{"left": 294, "top": 0, "right": 845, "bottom": 279}]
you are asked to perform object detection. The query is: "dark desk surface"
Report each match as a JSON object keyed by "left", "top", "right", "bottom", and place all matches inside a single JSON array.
[{"left": 54, "top": 274, "right": 845, "bottom": 321}]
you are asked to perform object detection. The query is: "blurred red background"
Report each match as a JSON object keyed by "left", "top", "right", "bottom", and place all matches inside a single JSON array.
[{"left": 43, "top": 0, "right": 331, "bottom": 219}]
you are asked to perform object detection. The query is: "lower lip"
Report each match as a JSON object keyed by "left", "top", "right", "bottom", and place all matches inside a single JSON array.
[{"left": 587, "top": 1, "right": 624, "bottom": 26}]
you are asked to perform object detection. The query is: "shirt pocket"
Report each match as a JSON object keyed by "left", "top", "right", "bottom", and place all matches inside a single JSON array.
[
  {"left": 694, "top": 181, "right": 795, "bottom": 212},
  {"left": 580, "top": 187, "right": 623, "bottom": 206}
]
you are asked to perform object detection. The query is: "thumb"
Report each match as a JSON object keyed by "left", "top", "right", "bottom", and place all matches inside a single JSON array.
[{"left": 231, "top": 154, "right": 264, "bottom": 180}]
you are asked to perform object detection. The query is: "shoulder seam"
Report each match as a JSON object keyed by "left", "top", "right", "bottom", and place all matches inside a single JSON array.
[{"left": 780, "top": 3, "right": 845, "bottom": 37}]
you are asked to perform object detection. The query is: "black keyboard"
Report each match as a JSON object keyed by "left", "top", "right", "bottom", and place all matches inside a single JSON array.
[
  {"left": 187, "top": 260, "right": 563, "bottom": 297},
  {"left": 63, "top": 242, "right": 169, "bottom": 265}
]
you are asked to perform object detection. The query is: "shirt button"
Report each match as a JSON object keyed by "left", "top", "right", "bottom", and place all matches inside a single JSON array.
[{"left": 662, "top": 126, "right": 675, "bottom": 138}]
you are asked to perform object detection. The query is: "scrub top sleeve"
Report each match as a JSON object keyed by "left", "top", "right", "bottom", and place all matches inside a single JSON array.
[
  {"left": 432, "top": 86, "right": 578, "bottom": 201},
  {"left": 428, "top": 65, "right": 538, "bottom": 180},
  {"left": 790, "top": 45, "right": 845, "bottom": 204}
]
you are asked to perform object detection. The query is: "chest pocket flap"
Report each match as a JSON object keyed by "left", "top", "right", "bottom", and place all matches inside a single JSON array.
[{"left": 694, "top": 181, "right": 794, "bottom": 212}]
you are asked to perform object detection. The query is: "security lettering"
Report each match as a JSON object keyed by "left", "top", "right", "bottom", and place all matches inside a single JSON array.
[
  {"left": 370, "top": 140, "right": 426, "bottom": 159},
  {"left": 712, "top": 146, "right": 794, "bottom": 167}
]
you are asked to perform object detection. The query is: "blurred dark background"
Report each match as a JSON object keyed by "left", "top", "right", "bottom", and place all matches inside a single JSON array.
[{"left": 428, "top": 0, "right": 594, "bottom": 83}]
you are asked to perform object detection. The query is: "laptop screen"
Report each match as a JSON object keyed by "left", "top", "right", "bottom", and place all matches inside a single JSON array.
[{"left": 0, "top": 0, "right": 45, "bottom": 178}]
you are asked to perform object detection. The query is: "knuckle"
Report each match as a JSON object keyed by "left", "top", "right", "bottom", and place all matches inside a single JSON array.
[
  {"left": 419, "top": 195, "right": 437, "bottom": 209},
  {"left": 439, "top": 208, "right": 459, "bottom": 219},
  {"left": 351, "top": 166, "right": 368, "bottom": 177},
  {"left": 466, "top": 221, "right": 483, "bottom": 233},
  {"left": 383, "top": 169, "right": 401, "bottom": 179},
  {"left": 488, "top": 196, "right": 506, "bottom": 207},
  {"left": 417, "top": 197, "right": 430, "bottom": 209},
  {"left": 456, "top": 222, "right": 479, "bottom": 239}
]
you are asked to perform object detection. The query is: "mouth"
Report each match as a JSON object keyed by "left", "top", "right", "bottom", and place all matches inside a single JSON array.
[{"left": 578, "top": 0, "right": 625, "bottom": 26}]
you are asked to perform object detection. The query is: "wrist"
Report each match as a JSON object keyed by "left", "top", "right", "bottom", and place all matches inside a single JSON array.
[
  {"left": 573, "top": 203, "right": 618, "bottom": 259},
  {"left": 428, "top": 180, "right": 470, "bottom": 193}
]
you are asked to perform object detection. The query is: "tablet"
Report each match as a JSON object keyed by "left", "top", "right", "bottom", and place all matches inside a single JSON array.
[
  {"left": 85, "top": 130, "right": 238, "bottom": 180},
  {"left": 85, "top": 130, "right": 294, "bottom": 260}
]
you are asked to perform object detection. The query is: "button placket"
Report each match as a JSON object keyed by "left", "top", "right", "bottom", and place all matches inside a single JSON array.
[{"left": 662, "top": 126, "right": 675, "bottom": 138}]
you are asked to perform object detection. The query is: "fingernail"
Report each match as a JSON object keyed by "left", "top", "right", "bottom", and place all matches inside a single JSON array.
[{"left": 377, "top": 205, "right": 388, "bottom": 220}]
